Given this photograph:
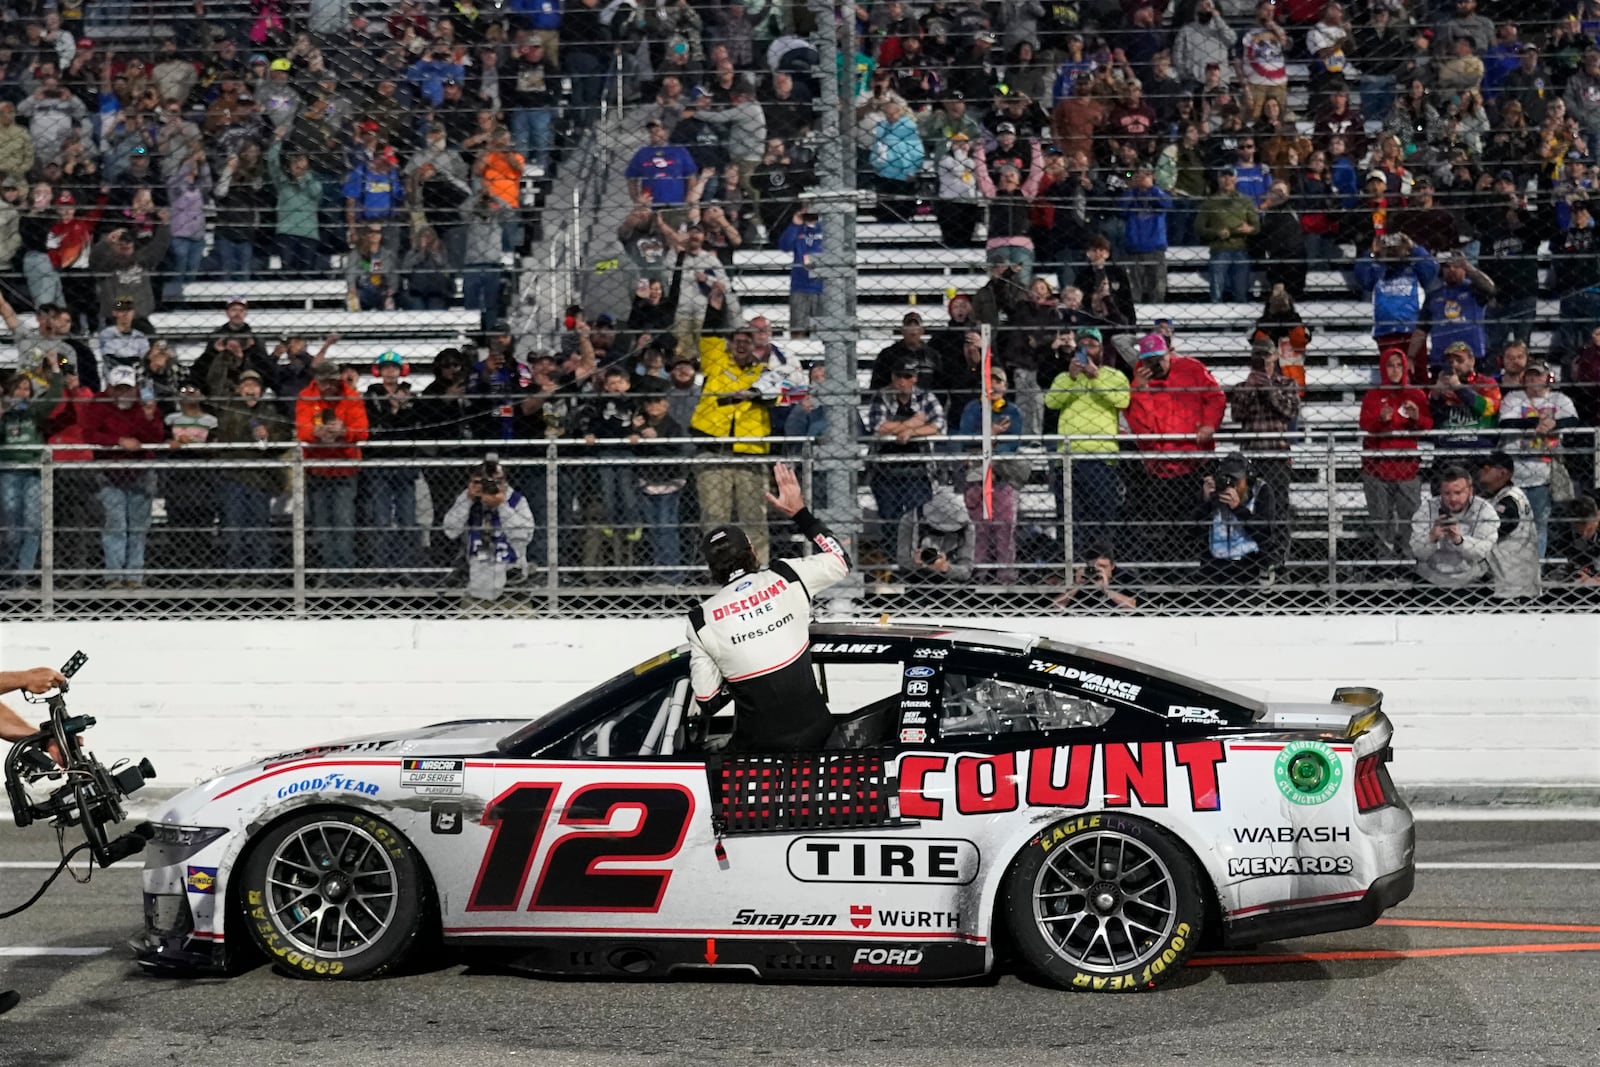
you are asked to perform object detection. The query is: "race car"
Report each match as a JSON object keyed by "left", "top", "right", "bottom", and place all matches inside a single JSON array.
[{"left": 135, "top": 624, "right": 1414, "bottom": 992}]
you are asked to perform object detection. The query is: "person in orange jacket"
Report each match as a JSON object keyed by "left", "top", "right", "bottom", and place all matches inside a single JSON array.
[
  {"left": 296, "top": 361, "right": 370, "bottom": 586},
  {"left": 1358, "top": 347, "right": 1433, "bottom": 562},
  {"left": 1125, "top": 331, "right": 1226, "bottom": 562}
]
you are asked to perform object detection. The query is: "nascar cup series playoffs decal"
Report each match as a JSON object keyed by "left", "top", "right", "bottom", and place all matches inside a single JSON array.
[{"left": 1274, "top": 741, "right": 1343, "bottom": 806}]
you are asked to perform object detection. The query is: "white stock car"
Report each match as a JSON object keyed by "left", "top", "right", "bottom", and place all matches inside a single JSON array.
[{"left": 135, "top": 625, "right": 1415, "bottom": 991}]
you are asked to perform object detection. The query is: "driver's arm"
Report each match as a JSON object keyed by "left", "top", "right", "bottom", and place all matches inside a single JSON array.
[{"left": 687, "top": 627, "right": 731, "bottom": 714}]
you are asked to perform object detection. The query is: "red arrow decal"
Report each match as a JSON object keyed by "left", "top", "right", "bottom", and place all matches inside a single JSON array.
[{"left": 704, "top": 938, "right": 718, "bottom": 965}]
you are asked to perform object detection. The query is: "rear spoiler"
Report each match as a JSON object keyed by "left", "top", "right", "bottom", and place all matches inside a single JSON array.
[{"left": 1332, "top": 687, "right": 1387, "bottom": 740}]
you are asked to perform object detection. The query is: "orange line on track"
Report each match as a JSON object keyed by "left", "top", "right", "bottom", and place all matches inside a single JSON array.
[
  {"left": 1190, "top": 942, "right": 1600, "bottom": 967},
  {"left": 1375, "top": 918, "right": 1600, "bottom": 933}
]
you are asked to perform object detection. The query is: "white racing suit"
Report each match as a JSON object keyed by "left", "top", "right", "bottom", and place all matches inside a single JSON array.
[{"left": 686, "top": 508, "right": 850, "bottom": 751}]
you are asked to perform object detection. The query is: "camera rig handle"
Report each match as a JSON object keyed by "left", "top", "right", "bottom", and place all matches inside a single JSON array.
[{"left": 4, "top": 651, "right": 156, "bottom": 869}]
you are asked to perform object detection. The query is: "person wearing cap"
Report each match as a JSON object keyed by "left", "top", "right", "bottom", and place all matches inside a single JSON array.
[
  {"left": 919, "top": 89, "right": 983, "bottom": 160},
  {"left": 689, "top": 286, "right": 773, "bottom": 560},
  {"left": 295, "top": 360, "right": 370, "bottom": 587},
  {"left": 1499, "top": 41, "right": 1552, "bottom": 126},
  {"left": 868, "top": 353, "right": 947, "bottom": 529},
  {"left": 871, "top": 312, "right": 936, "bottom": 390},
  {"left": 1392, "top": 175, "right": 1461, "bottom": 268},
  {"left": 626, "top": 118, "right": 697, "bottom": 210},
  {"left": 1125, "top": 330, "right": 1226, "bottom": 561},
  {"left": 1174, "top": 0, "right": 1235, "bottom": 88},
  {"left": 777, "top": 206, "right": 824, "bottom": 339},
  {"left": 1551, "top": 194, "right": 1600, "bottom": 362},
  {"left": 214, "top": 363, "right": 290, "bottom": 582},
  {"left": 1435, "top": 34, "right": 1485, "bottom": 95},
  {"left": 1422, "top": 253, "right": 1496, "bottom": 378},
  {"left": 1119, "top": 163, "right": 1171, "bottom": 304},
  {"left": 442, "top": 454, "right": 536, "bottom": 605},
  {"left": 342, "top": 143, "right": 405, "bottom": 256},
  {"left": 1044, "top": 326, "right": 1130, "bottom": 555},
  {"left": 0, "top": 363, "right": 63, "bottom": 577},
  {"left": 1354, "top": 232, "right": 1439, "bottom": 369},
  {"left": 505, "top": 38, "right": 559, "bottom": 171},
  {"left": 1473, "top": 452, "right": 1542, "bottom": 599},
  {"left": 1191, "top": 452, "right": 1284, "bottom": 586},
  {"left": 1428, "top": 340, "right": 1501, "bottom": 476},
  {"left": 97, "top": 295, "right": 152, "bottom": 382},
  {"left": 364, "top": 351, "right": 423, "bottom": 577},
  {"left": 403, "top": 40, "right": 465, "bottom": 109},
  {"left": 1196, "top": 168, "right": 1259, "bottom": 302},
  {"left": 686, "top": 462, "right": 851, "bottom": 754},
  {"left": 1229, "top": 332, "right": 1301, "bottom": 504},
  {"left": 78, "top": 364, "right": 165, "bottom": 589},
  {"left": 973, "top": 135, "right": 1044, "bottom": 283},
  {"left": 1499, "top": 359, "right": 1580, "bottom": 556},
  {"left": 956, "top": 364, "right": 1024, "bottom": 583},
  {"left": 932, "top": 130, "right": 984, "bottom": 247},
  {"left": 265, "top": 124, "right": 324, "bottom": 275}
]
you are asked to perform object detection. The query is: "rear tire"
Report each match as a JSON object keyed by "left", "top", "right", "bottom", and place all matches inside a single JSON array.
[
  {"left": 238, "top": 809, "right": 425, "bottom": 980},
  {"left": 1002, "top": 812, "right": 1204, "bottom": 992}
]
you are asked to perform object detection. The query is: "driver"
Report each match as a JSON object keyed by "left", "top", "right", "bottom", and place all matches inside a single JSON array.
[
  {"left": 687, "top": 463, "right": 851, "bottom": 752},
  {"left": 0, "top": 663, "right": 68, "bottom": 1016}
]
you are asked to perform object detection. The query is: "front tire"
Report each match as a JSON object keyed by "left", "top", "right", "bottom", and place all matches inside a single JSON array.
[
  {"left": 238, "top": 809, "right": 425, "bottom": 980},
  {"left": 1002, "top": 813, "right": 1204, "bottom": 992}
]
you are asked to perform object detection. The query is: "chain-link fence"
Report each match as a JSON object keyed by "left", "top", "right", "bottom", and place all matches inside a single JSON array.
[
  {"left": 2, "top": 5, "right": 1600, "bottom": 618},
  {"left": 0, "top": 424, "right": 1594, "bottom": 619}
]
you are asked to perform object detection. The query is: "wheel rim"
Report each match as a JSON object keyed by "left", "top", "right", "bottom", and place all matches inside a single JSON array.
[
  {"left": 1031, "top": 830, "right": 1178, "bottom": 974},
  {"left": 263, "top": 821, "right": 399, "bottom": 959}
]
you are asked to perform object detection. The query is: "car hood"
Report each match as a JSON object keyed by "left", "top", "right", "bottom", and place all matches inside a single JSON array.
[{"left": 243, "top": 717, "right": 528, "bottom": 771}]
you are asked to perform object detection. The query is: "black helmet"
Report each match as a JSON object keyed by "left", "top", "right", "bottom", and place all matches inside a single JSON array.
[{"left": 702, "top": 525, "right": 757, "bottom": 584}]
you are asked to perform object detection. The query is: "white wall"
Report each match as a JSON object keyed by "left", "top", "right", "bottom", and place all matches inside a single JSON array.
[{"left": 1, "top": 616, "right": 1595, "bottom": 788}]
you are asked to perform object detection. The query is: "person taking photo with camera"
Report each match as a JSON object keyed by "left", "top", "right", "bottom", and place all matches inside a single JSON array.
[{"left": 442, "top": 454, "right": 535, "bottom": 605}]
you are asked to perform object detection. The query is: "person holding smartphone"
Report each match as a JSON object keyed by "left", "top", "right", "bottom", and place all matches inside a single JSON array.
[{"left": 1409, "top": 464, "right": 1497, "bottom": 600}]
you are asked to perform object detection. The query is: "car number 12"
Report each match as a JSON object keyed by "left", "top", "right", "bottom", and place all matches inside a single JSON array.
[{"left": 466, "top": 782, "right": 696, "bottom": 913}]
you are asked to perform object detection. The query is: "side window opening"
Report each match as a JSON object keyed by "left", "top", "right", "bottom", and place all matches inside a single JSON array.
[
  {"left": 941, "top": 673, "right": 1116, "bottom": 737},
  {"left": 563, "top": 678, "right": 689, "bottom": 758}
]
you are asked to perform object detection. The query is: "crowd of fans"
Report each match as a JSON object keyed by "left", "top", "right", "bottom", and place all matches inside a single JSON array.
[{"left": 0, "top": 0, "right": 1597, "bottom": 602}]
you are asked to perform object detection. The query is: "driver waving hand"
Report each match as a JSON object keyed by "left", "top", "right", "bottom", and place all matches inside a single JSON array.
[{"left": 687, "top": 463, "right": 851, "bottom": 752}]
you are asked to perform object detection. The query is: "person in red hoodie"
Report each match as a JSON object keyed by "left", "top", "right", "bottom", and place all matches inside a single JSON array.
[
  {"left": 78, "top": 366, "right": 166, "bottom": 588},
  {"left": 1125, "top": 331, "right": 1226, "bottom": 562},
  {"left": 296, "top": 360, "right": 370, "bottom": 586},
  {"left": 1359, "top": 347, "right": 1433, "bottom": 562}
]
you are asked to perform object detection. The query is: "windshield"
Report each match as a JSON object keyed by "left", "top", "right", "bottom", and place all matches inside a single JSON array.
[{"left": 497, "top": 647, "right": 688, "bottom": 755}]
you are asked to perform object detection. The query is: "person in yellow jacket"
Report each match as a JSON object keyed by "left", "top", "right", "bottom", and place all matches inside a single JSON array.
[
  {"left": 1042, "top": 327, "right": 1131, "bottom": 559},
  {"left": 690, "top": 285, "right": 773, "bottom": 562}
]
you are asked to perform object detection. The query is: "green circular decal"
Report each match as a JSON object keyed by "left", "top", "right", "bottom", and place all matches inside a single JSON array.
[{"left": 1274, "top": 741, "right": 1343, "bottom": 806}]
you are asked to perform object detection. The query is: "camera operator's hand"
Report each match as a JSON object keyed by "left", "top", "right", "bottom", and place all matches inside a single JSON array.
[
  {"left": 1217, "top": 485, "right": 1241, "bottom": 509},
  {"left": 0, "top": 666, "right": 67, "bottom": 696},
  {"left": 1201, "top": 474, "right": 1216, "bottom": 501}
]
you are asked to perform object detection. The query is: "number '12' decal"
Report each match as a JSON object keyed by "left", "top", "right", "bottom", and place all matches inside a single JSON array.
[{"left": 466, "top": 782, "right": 695, "bottom": 913}]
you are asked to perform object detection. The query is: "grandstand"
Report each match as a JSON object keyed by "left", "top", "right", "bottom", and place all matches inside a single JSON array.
[{"left": 0, "top": 0, "right": 1594, "bottom": 617}]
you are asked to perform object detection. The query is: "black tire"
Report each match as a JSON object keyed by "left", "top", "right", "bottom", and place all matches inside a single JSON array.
[
  {"left": 1002, "top": 812, "right": 1205, "bottom": 992},
  {"left": 237, "top": 809, "right": 426, "bottom": 980}
]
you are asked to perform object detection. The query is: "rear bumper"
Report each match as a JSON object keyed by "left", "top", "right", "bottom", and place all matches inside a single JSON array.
[{"left": 1221, "top": 864, "right": 1416, "bottom": 947}]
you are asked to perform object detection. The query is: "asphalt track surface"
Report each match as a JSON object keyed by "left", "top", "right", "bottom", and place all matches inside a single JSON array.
[{"left": 0, "top": 815, "right": 1596, "bottom": 1067}]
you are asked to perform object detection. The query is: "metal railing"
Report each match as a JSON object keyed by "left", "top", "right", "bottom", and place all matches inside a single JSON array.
[{"left": 0, "top": 428, "right": 1593, "bottom": 619}]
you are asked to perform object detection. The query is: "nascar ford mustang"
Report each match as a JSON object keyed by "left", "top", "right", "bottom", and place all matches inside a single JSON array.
[{"left": 135, "top": 625, "right": 1414, "bottom": 992}]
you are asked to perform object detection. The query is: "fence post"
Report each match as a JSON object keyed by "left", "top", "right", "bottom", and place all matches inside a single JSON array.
[
  {"left": 1324, "top": 435, "right": 1339, "bottom": 609},
  {"left": 291, "top": 448, "right": 307, "bottom": 618},
  {"left": 1059, "top": 450, "right": 1074, "bottom": 582},
  {"left": 39, "top": 453, "right": 54, "bottom": 620},
  {"left": 545, "top": 440, "right": 560, "bottom": 613}
]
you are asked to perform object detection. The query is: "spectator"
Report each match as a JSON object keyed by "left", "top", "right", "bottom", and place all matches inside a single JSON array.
[
  {"left": 1551, "top": 196, "right": 1600, "bottom": 363},
  {"left": 1071, "top": 236, "right": 1137, "bottom": 364},
  {"left": 400, "top": 227, "right": 455, "bottom": 311},
  {"left": 1437, "top": 34, "right": 1486, "bottom": 96},
  {"left": 694, "top": 77, "right": 767, "bottom": 180},
  {"left": 957, "top": 365, "right": 1025, "bottom": 583},
  {"left": 1044, "top": 327, "right": 1130, "bottom": 558},
  {"left": 896, "top": 483, "right": 975, "bottom": 584},
  {"left": 1409, "top": 464, "right": 1497, "bottom": 600},
  {"left": 1194, "top": 452, "right": 1285, "bottom": 586},
  {"left": 343, "top": 145, "right": 405, "bottom": 254},
  {"left": 1429, "top": 341, "right": 1502, "bottom": 472},
  {"left": 473, "top": 127, "right": 526, "bottom": 251},
  {"left": 664, "top": 222, "right": 739, "bottom": 356},
  {"left": 17, "top": 65, "right": 87, "bottom": 167},
  {"left": 506, "top": 39, "right": 558, "bottom": 172},
  {"left": 1499, "top": 359, "right": 1581, "bottom": 556},
  {"left": 1495, "top": 339, "right": 1531, "bottom": 388},
  {"left": 935, "top": 134, "right": 984, "bottom": 246},
  {"left": 665, "top": 352, "right": 703, "bottom": 433},
  {"left": 1392, "top": 175, "right": 1462, "bottom": 261},
  {"left": 78, "top": 366, "right": 164, "bottom": 589},
  {"left": 0, "top": 294, "right": 96, "bottom": 393},
  {"left": 1231, "top": 138, "right": 1273, "bottom": 205},
  {"left": 97, "top": 296, "right": 152, "bottom": 382},
  {"left": 346, "top": 225, "right": 398, "bottom": 311},
  {"left": 872, "top": 312, "right": 939, "bottom": 390},
  {"left": 213, "top": 368, "right": 289, "bottom": 582},
  {"left": 364, "top": 351, "right": 423, "bottom": 579},
  {"left": 1125, "top": 332, "right": 1226, "bottom": 562},
  {"left": 577, "top": 364, "right": 646, "bottom": 574},
  {"left": 1229, "top": 336, "right": 1302, "bottom": 507},
  {"left": 1196, "top": 168, "right": 1260, "bottom": 302},
  {"left": 1173, "top": 0, "right": 1235, "bottom": 88},
  {"left": 1359, "top": 348, "right": 1433, "bottom": 562},
  {"left": 295, "top": 361, "right": 370, "bottom": 587},
  {"left": 617, "top": 202, "right": 674, "bottom": 283},
  {"left": 141, "top": 342, "right": 184, "bottom": 412},
  {"left": 630, "top": 382, "right": 690, "bottom": 582},
  {"left": 194, "top": 299, "right": 274, "bottom": 393},
  {"left": 1055, "top": 545, "right": 1140, "bottom": 609},
  {"left": 1241, "top": 0, "right": 1291, "bottom": 120},
  {"left": 1118, "top": 163, "right": 1170, "bottom": 303},
  {"left": 1554, "top": 496, "right": 1600, "bottom": 586},
  {"left": 777, "top": 208, "right": 823, "bottom": 340},
  {"left": 212, "top": 141, "right": 271, "bottom": 281},
  {"left": 0, "top": 103, "right": 34, "bottom": 183},
  {"left": 87, "top": 219, "right": 170, "bottom": 327},
  {"left": 1424, "top": 252, "right": 1496, "bottom": 378},
  {"left": 1475, "top": 451, "right": 1541, "bottom": 599},
  {"left": 265, "top": 126, "right": 323, "bottom": 275},
  {"left": 462, "top": 193, "right": 510, "bottom": 331},
  {"left": 689, "top": 291, "right": 772, "bottom": 563},
  {"left": 1501, "top": 42, "right": 1552, "bottom": 125},
  {"left": 1250, "top": 181, "right": 1307, "bottom": 299},
  {"left": 867, "top": 357, "right": 946, "bottom": 528},
  {"left": 1473, "top": 172, "right": 1542, "bottom": 358},
  {"left": 442, "top": 454, "right": 535, "bottom": 604},
  {"left": 0, "top": 366, "right": 61, "bottom": 579},
  {"left": 161, "top": 377, "right": 221, "bottom": 569},
  {"left": 1251, "top": 285, "right": 1311, "bottom": 394},
  {"left": 870, "top": 98, "right": 926, "bottom": 222},
  {"left": 1353, "top": 233, "right": 1438, "bottom": 372},
  {"left": 751, "top": 138, "right": 815, "bottom": 248},
  {"left": 626, "top": 117, "right": 698, "bottom": 213}
]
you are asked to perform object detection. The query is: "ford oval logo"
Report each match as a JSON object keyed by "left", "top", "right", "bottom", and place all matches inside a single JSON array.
[
  {"left": 735, "top": 580, "right": 753, "bottom": 591},
  {"left": 905, "top": 666, "right": 936, "bottom": 679}
]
